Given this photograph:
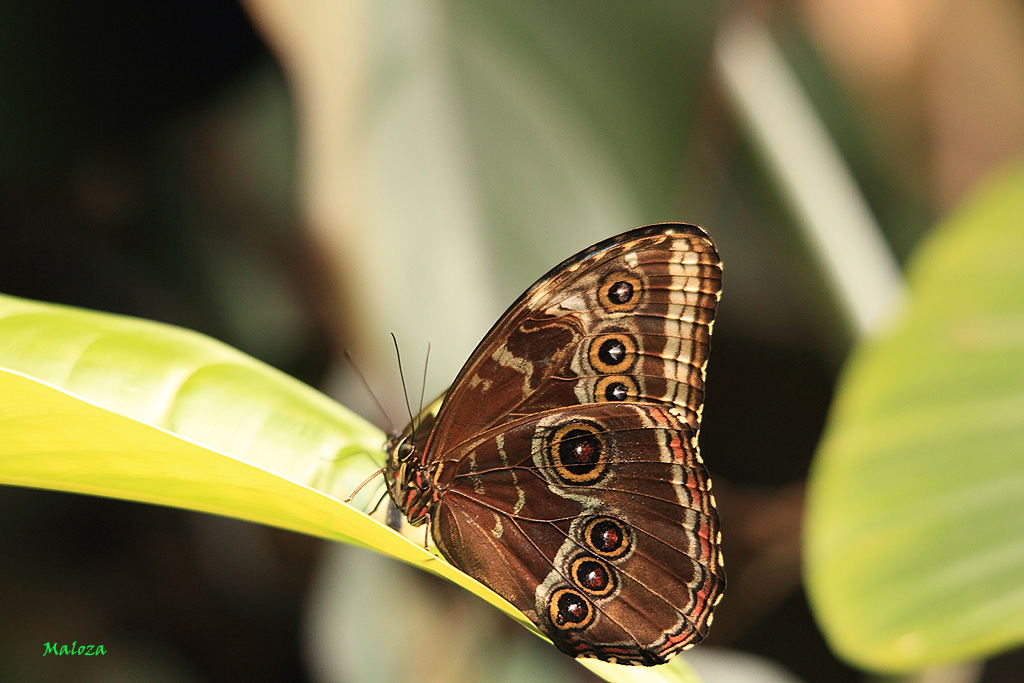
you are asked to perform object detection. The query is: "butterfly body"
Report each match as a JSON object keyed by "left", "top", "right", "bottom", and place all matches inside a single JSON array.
[{"left": 385, "top": 224, "right": 725, "bottom": 665}]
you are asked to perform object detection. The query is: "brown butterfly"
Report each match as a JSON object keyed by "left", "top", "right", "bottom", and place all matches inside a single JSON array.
[{"left": 384, "top": 223, "right": 725, "bottom": 665}]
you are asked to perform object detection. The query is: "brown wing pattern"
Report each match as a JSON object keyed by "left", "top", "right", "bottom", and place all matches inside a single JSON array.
[
  {"left": 387, "top": 224, "right": 724, "bottom": 665},
  {"left": 431, "top": 402, "right": 724, "bottom": 664},
  {"left": 427, "top": 223, "right": 721, "bottom": 453}
]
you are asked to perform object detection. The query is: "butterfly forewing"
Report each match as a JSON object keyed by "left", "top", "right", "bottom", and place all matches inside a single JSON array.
[
  {"left": 386, "top": 223, "right": 724, "bottom": 665},
  {"left": 430, "top": 224, "right": 721, "bottom": 447}
]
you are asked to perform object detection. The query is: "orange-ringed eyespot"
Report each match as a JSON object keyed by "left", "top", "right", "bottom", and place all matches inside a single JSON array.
[
  {"left": 589, "top": 333, "right": 636, "bottom": 373},
  {"left": 549, "top": 588, "right": 594, "bottom": 630},
  {"left": 570, "top": 555, "right": 616, "bottom": 597},
  {"left": 595, "top": 374, "right": 638, "bottom": 402},
  {"left": 548, "top": 421, "right": 607, "bottom": 484},
  {"left": 598, "top": 271, "right": 642, "bottom": 312},
  {"left": 582, "top": 516, "right": 632, "bottom": 559}
]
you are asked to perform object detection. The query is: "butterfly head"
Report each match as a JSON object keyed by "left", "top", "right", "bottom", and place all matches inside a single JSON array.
[
  {"left": 383, "top": 433, "right": 416, "bottom": 480},
  {"left": 383, "top": 433, "right": 421, "bottom": 523}
]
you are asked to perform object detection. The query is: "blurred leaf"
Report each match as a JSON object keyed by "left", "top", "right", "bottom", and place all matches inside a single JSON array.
[
  {"left": 805, "top": 161, "right": 1024, "bottom": 671},
  {"left": 249, "top": 0, "right": 722, "bottom": 397},
  {"left": 0, "top": 294, "right": 703, "bottom": 682},
  {"left": 359, "top": 0, "right": 723, "bottom": 269},
  {"left": 579, "top": 659, "right": 701, "bottom": 683},
  {"left": 774, "top": 20, "right": 932, "bottom": 262}
]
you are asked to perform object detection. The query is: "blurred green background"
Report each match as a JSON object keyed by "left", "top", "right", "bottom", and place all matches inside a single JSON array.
[{"left": 1, "top": 0, "right": 1023, "bottom": 681}]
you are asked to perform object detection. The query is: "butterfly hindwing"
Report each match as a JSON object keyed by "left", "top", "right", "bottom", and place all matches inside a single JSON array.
[{"left": 431, "top": 401, "right": 724, "bottom": 664}]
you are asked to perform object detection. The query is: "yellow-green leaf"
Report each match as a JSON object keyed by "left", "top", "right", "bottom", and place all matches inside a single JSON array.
[
  {"left": 0, "top": 293, "right": 519, "bottom": 614},
  {"left": 805, "top": 161, "right": 1024, "bottom": 671}
]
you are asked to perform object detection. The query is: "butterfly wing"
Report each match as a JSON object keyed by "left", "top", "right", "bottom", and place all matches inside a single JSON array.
[
  {"left": 430, "top": 402, "right": 724, "bottom": 664},
  {"left": 427, "top": 223, "right": 721, "bottom": 455},
  {"left": 416, "top": 223, "right": 724, "bottom": 663}
]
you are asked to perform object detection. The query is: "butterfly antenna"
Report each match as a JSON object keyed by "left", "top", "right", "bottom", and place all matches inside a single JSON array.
[
  {"left": 391, "top": 333, "right": 417, "bottom": 434},
  {"left": 417, "top": 342, "right": 431, "bottom": 422},
  {"left": 342, "top": 349, "right": 395, "bottom": 432}
]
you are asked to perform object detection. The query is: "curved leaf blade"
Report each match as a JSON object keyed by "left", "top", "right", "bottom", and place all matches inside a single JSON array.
[
  {"left": 0, "top": 363, "right": 529, "bottom": 609},
  {"left": 805, "top": 162, "right": 1024, "bottom": 671},
  {"left": 0, "top": 294, "right": 383, "bottom": 501},
  {"left": 0, "top": 296, "right": 519, "bottom": 614}
]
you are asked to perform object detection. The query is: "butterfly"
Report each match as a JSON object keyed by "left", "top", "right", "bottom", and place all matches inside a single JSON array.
[{"left": 384, "top": 223, "right": 725, "bottom": 665}]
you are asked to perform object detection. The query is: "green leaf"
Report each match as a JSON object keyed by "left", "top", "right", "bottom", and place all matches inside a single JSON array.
[
  {"left": 0, "top": 294, "right": 519, "bottom": 620},
  {"left": 805, "top": 161, "right": 1024, "bottom": 671},
  {"left": 0, "top": 294, "right": 702, "bottom": 683}
]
